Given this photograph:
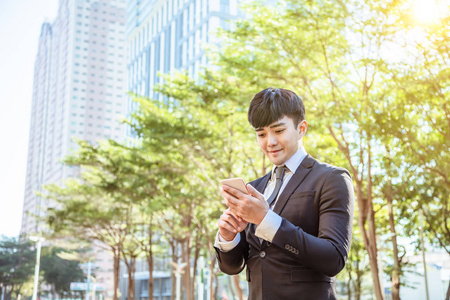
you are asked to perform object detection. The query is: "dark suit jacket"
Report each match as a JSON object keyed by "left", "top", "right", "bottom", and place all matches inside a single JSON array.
[{"left": 215, "top": 155, "right": 354, "bottom": 300}]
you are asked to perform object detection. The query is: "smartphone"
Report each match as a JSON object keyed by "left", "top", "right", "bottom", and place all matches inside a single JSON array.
[{"left": 220, "top": 178, "right": 249, "bottom": 194}]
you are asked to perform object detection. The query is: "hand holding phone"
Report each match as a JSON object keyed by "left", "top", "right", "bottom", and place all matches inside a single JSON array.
[
  {"left": 220, "top": 178, "right": 269, "bottom": 226},
  {"left": 220, "top": 177, "right": 249, "bottom": 194}
]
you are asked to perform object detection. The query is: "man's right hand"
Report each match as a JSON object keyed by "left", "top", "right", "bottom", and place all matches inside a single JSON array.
[{"left": 218, "top": 208, "right": 248, "bottom": 241}]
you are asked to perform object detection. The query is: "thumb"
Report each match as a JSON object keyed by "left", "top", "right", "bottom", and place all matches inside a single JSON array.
[{"left": 246, "top": 184, "right": 265, "bottom": 201}]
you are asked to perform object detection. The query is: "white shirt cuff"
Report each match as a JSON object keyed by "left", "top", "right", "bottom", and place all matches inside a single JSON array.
[
  {"left": 214, "top": 231, "right": 241, "bottom": 252},
  {"left": 254, "top": 210, "right": 282, "bottom": 242}
]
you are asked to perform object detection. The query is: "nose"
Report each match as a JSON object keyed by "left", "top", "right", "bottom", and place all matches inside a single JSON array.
[{"left": 268, "top": 133, "right": 277, "bottom": 147}]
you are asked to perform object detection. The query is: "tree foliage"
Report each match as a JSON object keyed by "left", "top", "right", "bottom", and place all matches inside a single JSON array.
[
  {"left": 40, "top": 247, "right": 85, "bottom": 297},
  {"left": 0, "top": 237, "right": 85, "bottom": 300},
  {"left": 0, "top": 237, "right": 34, "bottom": 300}
]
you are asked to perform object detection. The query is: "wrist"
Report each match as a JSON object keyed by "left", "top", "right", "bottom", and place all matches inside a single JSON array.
[
  {"left": 255, "top": 208, "right": 269, "bottom": 226},
  {"left": 219, "top": 231, "right": 237, "bottom": 242}
]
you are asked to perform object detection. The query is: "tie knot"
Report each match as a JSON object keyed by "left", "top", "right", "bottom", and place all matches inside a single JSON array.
[{"left": 274, "top": 166, "right": 286, "bottom": 180}]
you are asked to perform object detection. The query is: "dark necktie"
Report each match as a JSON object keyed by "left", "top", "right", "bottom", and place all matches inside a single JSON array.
[{"left": 266, "top": 166, "right": 286, "bottom": 207}]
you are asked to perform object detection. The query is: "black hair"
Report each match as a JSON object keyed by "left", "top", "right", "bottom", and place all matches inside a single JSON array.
[{"left": 248, "top": 87, "right": 305, "bottom": 128}]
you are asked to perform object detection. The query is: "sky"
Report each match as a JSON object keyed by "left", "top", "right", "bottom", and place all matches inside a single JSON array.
[{"left": 0, "top": 0, "right": 58, "bottom": 237}]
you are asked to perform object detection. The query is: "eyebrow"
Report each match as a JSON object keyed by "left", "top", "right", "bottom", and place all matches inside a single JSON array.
[{"left": 255, "top": 122, "right": 287, "bottom": 131}]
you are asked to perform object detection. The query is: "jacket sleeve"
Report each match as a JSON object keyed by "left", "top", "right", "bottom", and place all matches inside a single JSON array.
[
  {"left": 270, "top": 168, "right": 354, "bottom": 277},
  {"left": 214, "top": 230, "right": 249, "bottom": 275}
]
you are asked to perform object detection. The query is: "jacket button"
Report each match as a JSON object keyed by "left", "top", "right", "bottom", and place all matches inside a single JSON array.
[
  {"left": 285, "top": 244, "right": 289, "bottom": 250},
  {"left": 260, "top": 251, "right": 266, "bottom": 258}
]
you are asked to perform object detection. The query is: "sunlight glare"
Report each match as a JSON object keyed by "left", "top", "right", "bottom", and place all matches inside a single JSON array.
[{"left": 413, "top": 0, "right": 449, "bottom": 24}]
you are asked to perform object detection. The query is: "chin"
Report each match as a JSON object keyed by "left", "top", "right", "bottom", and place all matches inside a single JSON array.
[{"left": 270, "top": 157, "right": 285, "bottom": 166}]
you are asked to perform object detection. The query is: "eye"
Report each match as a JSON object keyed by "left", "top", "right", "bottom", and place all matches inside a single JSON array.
[
  {"left": 258, "top": 133, "right": 266, "bottom": 137},
  {"left": 275, "top": 129, "right": 285, "bottom": 133}
]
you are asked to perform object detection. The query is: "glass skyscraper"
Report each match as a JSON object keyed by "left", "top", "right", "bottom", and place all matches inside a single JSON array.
[
  {"left": 126, "top": 0, "right": 240, "bottom": 114},
  {"left": 22, "top": 0, "right": 127, "bottom": 235},
  {"left": 22, "top": 1, "right": 128, "bottom": 298}
]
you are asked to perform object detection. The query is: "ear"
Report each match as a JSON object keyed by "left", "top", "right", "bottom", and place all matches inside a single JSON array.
[{"left": 298, "top": 120, "right": 307, "bottom": 138}]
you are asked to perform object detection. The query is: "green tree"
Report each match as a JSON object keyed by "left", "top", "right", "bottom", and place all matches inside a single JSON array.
[
  {"left": 40, "top": 247, "right": 85, "bottom": 298},
  {"left": 202, "top": 0, "right": 450, "bottom": 298},
  {"left": 44, "top": 139, "right": 177, "bottom": 300},
  {"left": 44, "top": 177, "right": 125, "bottom": 300},
  {"left": 383, "top": 4, "right": 450, "bottom": 298},
  {"left": 0, "top": 236, "right": 34, "bottom": 300}
]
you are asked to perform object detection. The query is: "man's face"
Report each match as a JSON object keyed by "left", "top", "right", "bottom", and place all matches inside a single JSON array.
[{"left": 255, "top": 116, "right": 307, "bottom": 166}]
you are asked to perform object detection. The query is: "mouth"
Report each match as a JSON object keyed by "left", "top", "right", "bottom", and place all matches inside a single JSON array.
[{"left": 269, "top": 149, "right": 282, "bottom": 155}]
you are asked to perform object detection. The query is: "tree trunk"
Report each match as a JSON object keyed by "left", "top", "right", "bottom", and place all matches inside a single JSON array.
[
  {"left": 192, "top": 242, "right": 200, "bottom": 300},
  {"left": 182, "top": 203, "right": 194, "bottom": 300},
  {"left": 355, "top": 262, "right": 362, "bottom": 300},
  {"left": 367, "top": 149, "right": 384, "bottom": 300},
  {"left": 170, "top": 241, "right": 176, "bottom": 300},
  {"left": 366, "top": 201, "right": 383, "bottom": 300},
  {"left": 147, "top": 223, "right": 154, "bottom": 300},
  {"left": 356, "top": 180, "right": 383, "bottom": 300},
  {"left": 112, "top": 247, "right": 121, "bottom": 300},
  {"left": 182, "top": 240, "right": 192, "bottom": 300},
  {"left": 130, "top": 257, "right": 136, "bottom": 300},
  {"left": 351, "top": 146, "right": 383, "bottom": 300},
  {"left": 123, "top": 255, "right": 136, "bottom": 300},
  {"left": 387, "top": 189, "right": 401, "bottom": 300},
  {"left": 146, "top": 249, "right": 154, "bottom": 300}
]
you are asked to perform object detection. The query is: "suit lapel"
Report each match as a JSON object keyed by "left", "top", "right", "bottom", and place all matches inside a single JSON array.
[
  {"left": 254, "top": 171, "right": 271, "bottom": 194},
  {"left": 273, "top": 155, "right": 315, "bottom": 215}
]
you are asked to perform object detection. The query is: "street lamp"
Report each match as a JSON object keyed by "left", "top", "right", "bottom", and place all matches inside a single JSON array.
[
  {"left": 29, "top": 236, "right": 45, "bottom": 300},
  {"left": 169, "top": 262, "right": 187, "bottom": 300}
]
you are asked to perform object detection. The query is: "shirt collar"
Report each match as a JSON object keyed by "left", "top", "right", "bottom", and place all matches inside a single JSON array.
[{"left": 271, "top": 147, "right": 308, "bottom": 179}]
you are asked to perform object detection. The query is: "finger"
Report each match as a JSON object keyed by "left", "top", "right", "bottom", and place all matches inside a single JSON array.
[
  {"left": 221, "top": 189, "right": 239, "bottom": 208},
  {"left": 233, "top": 214, "right": 248, "bottom": 227},
  {"left": 246, "top": 184, "right": 265, "bottom": 201},
  {"left": 222, "top": 211, "right": 241, "bottom": 230},
  {"left": 225, "top": 209, "right": 245, "bottom": 225},
  {"left": 221, "top": 186, "right": 236, "bottom": 202},
  {"left": 222, "top": 184, "right": 247, "bottom": 199},
  {"left": 218, "top": 219, "right": 239, "bottom": 233},
  {"left": 223, "top": 195, "right": 236, "bottom": 209}
]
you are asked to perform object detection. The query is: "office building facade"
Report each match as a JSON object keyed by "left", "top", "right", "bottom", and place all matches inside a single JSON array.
[
  {"left": 125, "top": 0, "right": 240, "bottom": 113},
  {"left": 22, "top": 0, "right": 127, "bottom": 234},
  {"left": 22, "top": 1, "right": 128, "bottom": 298}
]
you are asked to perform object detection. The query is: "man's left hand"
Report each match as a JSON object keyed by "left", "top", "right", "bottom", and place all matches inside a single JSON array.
[{"left": 221, "top": 184, "right": 268, "bottom": 225}]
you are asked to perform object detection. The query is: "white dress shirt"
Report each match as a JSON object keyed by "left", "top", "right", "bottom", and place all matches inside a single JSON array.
[{"left": 215, "top": 147, "right": 308, "bottom": 251}]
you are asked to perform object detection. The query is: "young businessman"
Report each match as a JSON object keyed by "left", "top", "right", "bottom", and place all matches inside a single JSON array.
[{"left": 215, "top": 88, "right": 354, "bottom": 300}]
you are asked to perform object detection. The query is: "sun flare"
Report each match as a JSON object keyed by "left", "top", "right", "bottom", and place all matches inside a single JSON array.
[{"left": 412, "top": 0, "right": 450, "bottom": 24}]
